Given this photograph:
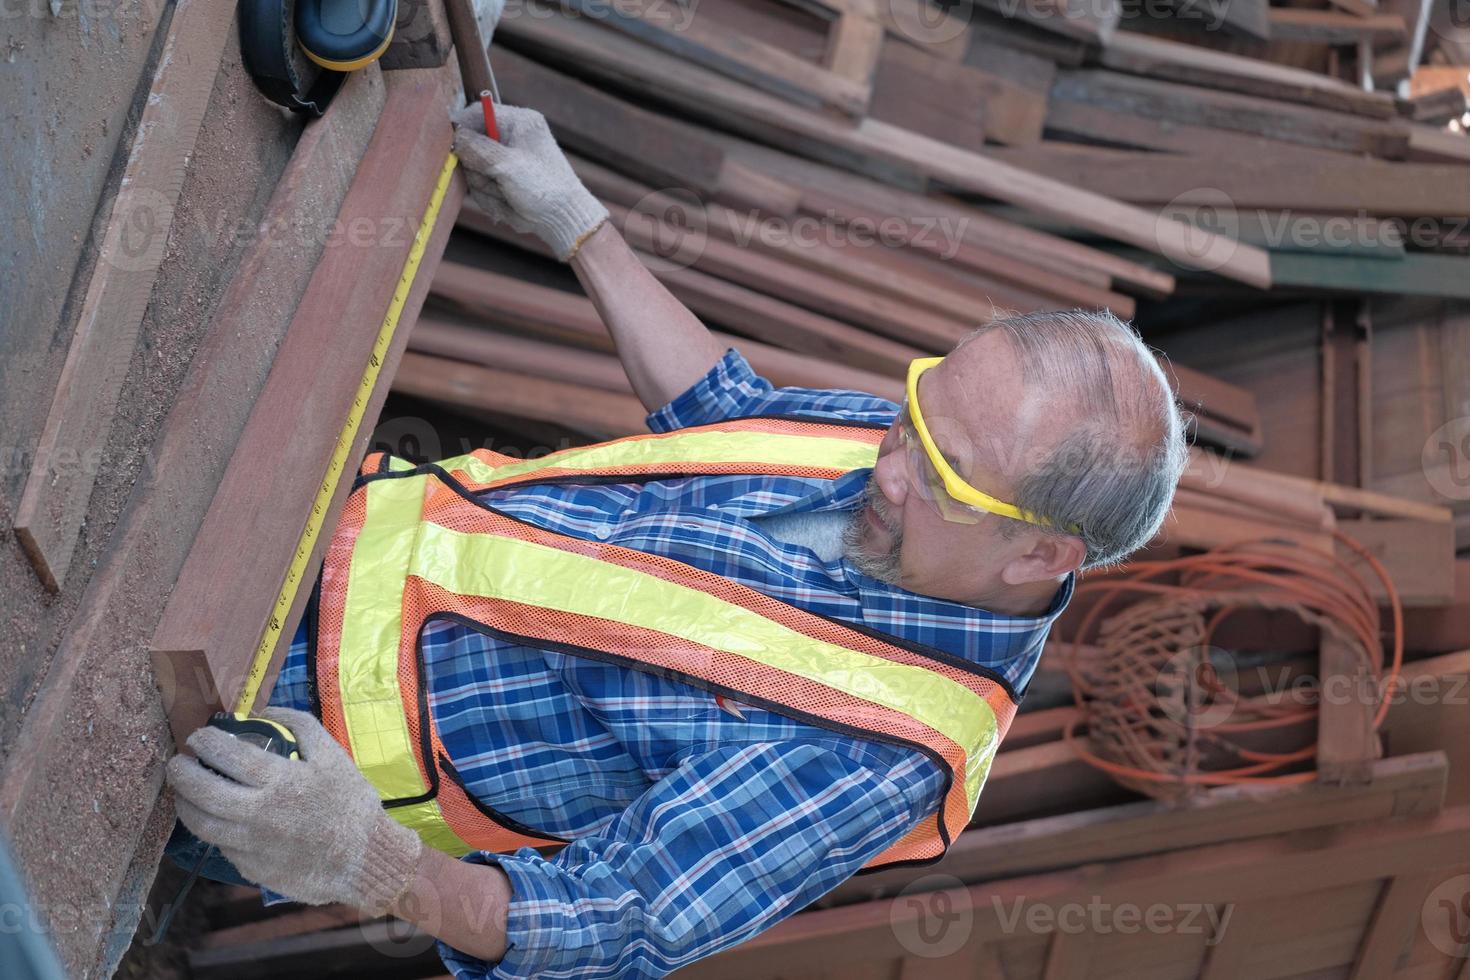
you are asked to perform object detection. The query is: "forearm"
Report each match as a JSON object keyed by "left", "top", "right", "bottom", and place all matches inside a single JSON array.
[
  {"left": 570, "top": 222, "right": 726, "bottom": 412},
  {"left": 390, "top": 846, "right": 512, "bottom": 965}
]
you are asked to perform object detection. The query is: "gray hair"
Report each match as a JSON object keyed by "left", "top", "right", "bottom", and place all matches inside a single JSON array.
[{"left": 957, "top": 310, "right": 1190, "bottom": 570}]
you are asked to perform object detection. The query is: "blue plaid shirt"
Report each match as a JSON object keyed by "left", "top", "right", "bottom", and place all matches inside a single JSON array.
[{"left": 270, "top": 349, "right": 1072, "bottom": 979}]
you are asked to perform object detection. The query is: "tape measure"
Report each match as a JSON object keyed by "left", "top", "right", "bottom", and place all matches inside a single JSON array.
[{"left": 233, "top": 151, "right": 461, "bottom": 715}]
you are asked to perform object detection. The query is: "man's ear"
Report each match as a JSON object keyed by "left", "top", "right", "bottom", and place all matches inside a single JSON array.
[{"left": 999, "top": 532, "right": 1086, "bottom": 586}]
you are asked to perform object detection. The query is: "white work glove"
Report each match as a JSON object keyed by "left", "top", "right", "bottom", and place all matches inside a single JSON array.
[
  {"left": 451, "top": 102, "right": 609, "bottom": 261},
  {"left": 165, "top": 707, "right": 423, "bottom": 916}
]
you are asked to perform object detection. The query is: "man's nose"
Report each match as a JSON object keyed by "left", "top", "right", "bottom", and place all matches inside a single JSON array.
[{"left": 873, "top": 450, "right": 908, "bottom": 509}]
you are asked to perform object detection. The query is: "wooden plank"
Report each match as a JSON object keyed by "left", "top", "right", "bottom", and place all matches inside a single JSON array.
[
  {"left": 568, "top": 154, "right": 1040, "bottom": 331},
  {"left": 13, "top": 0, "right": 239, "bottom": 593},
  {"left": 380, "top": 0, "right": 452, "bottom": 69},
  {"left": 411, "top": 316, "right": 633, "bottom": 392},
  {"left": 684, "top": 116, "right": 1175, "bottom": 299},
  {"left": 1336, "top": 517, "right": 1458, "bottom": 606},
  {"left": 1099, "top": 30, "right": 1396, "bottom": 118},
  {"left": 498, "top": 7, "right": 1271, "bottom": 287},
  {"left": 835, "top": 0, "right": 975, "bottom": 62},
  {"left": 799, "top": 187, "right": 1137, "bottom": 314},
  {"left": 197, "top": 906, "right": 367, "bottom": 951},
  {"left": 1172, "top": 365, "right": 1260, "bottom": 434},
  {"left": 656, "top": 264, "right": 922, "bottom": 381},
  {"left": 1272, "top": 252, "right": 1470, "bottom": 300},
  {"left": 1406, "top": 124, "right": 1470, "bottom": 165},
  {"left": 705, "top": 133, "right": 1175, "bottom": 298},
  {"left": 1317, "top": 633, "right": 1380, "bottom": 785},
  {"left": 685, "top": 804, "right": 1470, "bottom": 979},
  {"left": 1043, "top": 98, "right": 1358, "bottom": 159},
  {"left": 962, "top": 37, "right": 1058, "bottom": 145},
  {"left": 971, "top": 0, "right": 1120, "bottom": 44},
  {"left": 1401, "top": 85, "right": 1470, "bottom": 125},
  {"left": 433, "top": 258, "right": 913, "bottom": 394},
  {"left": 1202, "top": 0, "right": 1273, "bottom": 42},
  {"left": 822, "top": 9, "right": 884, "bottom": 85},
  {"left": 442, "top": 0, "right": 491, "bottom": 98},
  {"left": 870, "top": 37, "right": 987, "bottom": 151},
  {"left": 1043, "top": 929, "right": 1095, "bottom": 980},
  {"left": 1200, "top": 904, "right": 1272, "bottom": 979},
  {"left": 394, "top": 350, "right": 650, "bottom": 435},
  {"left": 822, "top": 750, "right": 1441, "bottom": 905},
  {"left": 188, "top": 919, "right": 441, "bottom": 980},
  {"left": 984, "top": 143, "right": 1470, "bottom": 216},
  {"left": 1350, "top": 873, "right": 1438, "bottom": 979},
  {"left": 1051, "top": 69, "right": 1410, "bottom": 158},
  {"left": 1167, "top": 491, "right": 1336, "bottom": 552},
  {"left": 0, "top": 61, "right": 387, "bottom": 980},
  {"left": 1268, "top": 9, "right": 1408, "bottom": 44},
  {"left": 604, "top": 199, "right": 973, "bottom": 351},
  {"left": 568, "top": 0, "right": 873, "bottom": 116},
  {"left": 149, "top": 67, "right": 463, "bottom": 745}
]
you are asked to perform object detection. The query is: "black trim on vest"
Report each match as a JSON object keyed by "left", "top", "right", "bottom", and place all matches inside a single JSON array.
[
  {"left": 436, "top": 751, "right": 572, "bottom": 845},
  {"left": 376, "top": 617, "right": 444, "bottom": 810},
  {"left": 805, "top": 611, "right": 1023, "bottom": 706},
  {"left": 305, "top": 575, "right": 324, "bottom": 720}
]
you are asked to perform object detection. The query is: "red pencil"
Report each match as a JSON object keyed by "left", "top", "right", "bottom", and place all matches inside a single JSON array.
[{"left": 479, "top": 90, "right": 499, "bottom": 141}]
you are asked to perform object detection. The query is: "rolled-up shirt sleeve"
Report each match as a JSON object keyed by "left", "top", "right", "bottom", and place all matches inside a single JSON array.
[
  {"left": 437, "top": 739, "right": 943, "bottom": 979},
  {"left": 646, "top": 348, "right": 898, "bottom": 433}
]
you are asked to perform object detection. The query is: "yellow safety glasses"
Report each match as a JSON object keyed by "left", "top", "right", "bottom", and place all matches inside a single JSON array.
[{"left": 901, "top": 356, "right": 1063, "bottom": 530}]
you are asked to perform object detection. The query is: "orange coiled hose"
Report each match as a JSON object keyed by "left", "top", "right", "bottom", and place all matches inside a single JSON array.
[{"left": 1059, "top": 533, "right": 1403, "bottom": 800}]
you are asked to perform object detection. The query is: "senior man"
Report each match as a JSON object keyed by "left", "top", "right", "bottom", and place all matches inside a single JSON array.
[{"left": 166, "top": 106, "right": 1188, "bottom": 978}]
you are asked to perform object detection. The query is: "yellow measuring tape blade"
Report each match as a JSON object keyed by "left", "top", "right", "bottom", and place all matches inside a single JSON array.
[{"left": 234, "top": 151, "right": 460, "bottom": 714}]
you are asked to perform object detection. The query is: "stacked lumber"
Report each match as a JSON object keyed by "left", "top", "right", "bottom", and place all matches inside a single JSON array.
[
  {"left": 128, "top": 0, "right": 1470, "bottom": 975},
  {"left": 396, "top": 0, "right": 1467, "bottom": 825}
]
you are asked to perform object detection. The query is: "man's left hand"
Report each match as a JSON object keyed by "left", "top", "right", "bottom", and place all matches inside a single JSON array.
[{"left": 166, "top": 707, "right": 422, "bottom": 915}]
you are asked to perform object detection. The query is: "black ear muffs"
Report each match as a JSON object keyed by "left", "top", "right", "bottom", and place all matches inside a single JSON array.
[
  {"left": 296, "top": 0, "right": 397, "bottom": 71},
  {"left": 240, "top": 0, "right": 348, "bottom": 116}
]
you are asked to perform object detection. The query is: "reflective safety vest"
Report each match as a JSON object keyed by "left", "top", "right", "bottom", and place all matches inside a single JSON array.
[{"left": 312, "top": 417, "right": 1020, "bottom": 870}]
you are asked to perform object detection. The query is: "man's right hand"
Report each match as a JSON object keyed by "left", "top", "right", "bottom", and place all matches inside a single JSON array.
[{"left": 451, "top": 103, "right": 609, "bottom": 262}]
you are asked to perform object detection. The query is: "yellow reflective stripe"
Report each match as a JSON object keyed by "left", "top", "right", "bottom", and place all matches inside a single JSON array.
[
  {"left": 385, "top": 800, "right": 474, "bottom": 855},
  {"left": 339, "top": 476, "right": 429, "bottom": 801},
  {"left": 438, "top": 429, "right": 879, "bottom": 486},
  {"left": 411, "top": 522, "right": 999, "bottom": 806}
]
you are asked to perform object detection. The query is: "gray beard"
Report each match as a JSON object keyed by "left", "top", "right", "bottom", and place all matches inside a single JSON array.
[{"left": 842, "top": 477, "right": 904, "bottom": 586}]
